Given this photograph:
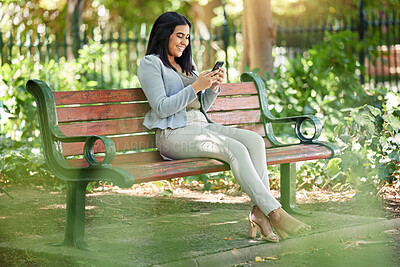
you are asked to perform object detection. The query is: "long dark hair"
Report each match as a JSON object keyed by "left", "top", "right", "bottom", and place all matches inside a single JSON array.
[{"left": 146, "top": 12, "right": 194, "bottom": 75}]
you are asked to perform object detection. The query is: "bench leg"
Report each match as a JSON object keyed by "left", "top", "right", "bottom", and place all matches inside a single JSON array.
[
  {"left": 51, "top": 180, "right": 90, "bottom": 250},
  {"left": 280, "top": 163, "right": 312, "bottom": 216}
]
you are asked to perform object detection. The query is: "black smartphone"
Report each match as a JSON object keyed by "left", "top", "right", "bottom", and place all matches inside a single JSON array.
[{"left": 211, "top": 61, "right": 224, "bottom": 71}]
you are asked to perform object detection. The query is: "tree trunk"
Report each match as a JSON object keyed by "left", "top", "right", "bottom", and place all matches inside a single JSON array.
[
  {"left": 242, "top": 0, "right": 275, "bottom": 76},
  {"left": 190, "top": 0, "right": 222, "bottom": 70},
  {"left": 66, "top": 0, "right": 84, "bottom": 61}
]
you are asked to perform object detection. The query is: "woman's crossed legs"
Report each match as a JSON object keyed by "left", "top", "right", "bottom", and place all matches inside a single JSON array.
[
  {"left": 157, "top": 122, "right": 281, "bottom": 214},
  {"left": 156, "top": 122, "right": 310, "bottom": 240}
]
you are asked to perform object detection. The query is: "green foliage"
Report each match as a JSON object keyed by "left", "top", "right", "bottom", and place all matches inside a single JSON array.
[
  {"left": 263, "top": 29, "right": 399, "bottom": 193},
  {"left": 0, "top": 41, "right": 125, "bottom": 189},
  {"left": 266, "top": 30, "right": 372, "bottom": 134},
  {"left": 1, "top": 58, "right": 38, "bottom": 142},
  {"left": 334, "top": 96, "right": 400, "bottom": 190},
  {"left": 0, "top": 136, "right": 56, "bottom": 188},
  {"left": 183, "top": 171, "right": 235, "bottom": 191},
  {"left": 294, "top": 95, "right": 400, "bottom": 193}
]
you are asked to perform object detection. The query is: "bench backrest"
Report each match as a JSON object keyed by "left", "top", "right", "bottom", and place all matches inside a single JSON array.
[{"left": 53, "top": 81, "right": 272, "bottom": 163}]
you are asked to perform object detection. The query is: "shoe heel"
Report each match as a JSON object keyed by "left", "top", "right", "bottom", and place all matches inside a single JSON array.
[{"left": 248, "top": 221, "right": 258, "bottom": 238}]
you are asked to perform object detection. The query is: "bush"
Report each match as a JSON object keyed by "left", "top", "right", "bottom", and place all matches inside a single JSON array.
[
  {"left": 0, "top": 137, "right": 56, "bottom": 188},
  {"left": 264, "top": 30, "right": 399, "bottom": 192},
  {"left": 0, "top": 42, "right": 115, "bottom": 189},
  {"left": 266, "top": 30, "right": 373, "bottom": 133},
  {"left": 333, "top": 91, "right": 400, "bottom": 192}
]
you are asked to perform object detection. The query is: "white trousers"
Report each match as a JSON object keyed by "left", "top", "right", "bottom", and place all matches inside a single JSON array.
[{"left": 155, "top": 110, "right": 281, "bottom": 215}]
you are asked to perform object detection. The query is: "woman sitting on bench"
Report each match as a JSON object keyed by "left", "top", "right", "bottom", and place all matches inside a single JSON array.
[{"left": 138, "top": 11, "right": 310, "bottom": 242}]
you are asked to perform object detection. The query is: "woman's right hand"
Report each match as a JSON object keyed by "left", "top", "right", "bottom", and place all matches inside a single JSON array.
[{"left": 191, "top": 70, "right": 219, "bottom": 93}]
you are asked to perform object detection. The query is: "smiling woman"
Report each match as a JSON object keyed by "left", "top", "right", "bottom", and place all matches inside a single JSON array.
[
  {"left": 167, "top": 25, "right": 190, "bottom": 67},
  {"left": 144, "top": 12, "right": 195, "bottom": 76},
  {"left": 137, "top": 11, "right": 310, "bottom": 244}
]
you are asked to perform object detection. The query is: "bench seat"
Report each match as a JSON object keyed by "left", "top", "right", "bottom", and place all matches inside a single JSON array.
[
  {"left": 26, "top": 72, "right": 339, "bottom": 249},
  {"left": 65, "top": 144, "right": 332, "bottom": 184}
]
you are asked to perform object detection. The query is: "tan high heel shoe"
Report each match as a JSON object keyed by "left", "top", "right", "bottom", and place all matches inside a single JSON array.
[
  {"left": 248, "top": 207, "right": 279, "bottom": 243},
  {"left": 273, "top": 224, "right": 310, "bottom": 240},
  {"left": 269, "top": 208, "right": 311, "bottom": 240}
]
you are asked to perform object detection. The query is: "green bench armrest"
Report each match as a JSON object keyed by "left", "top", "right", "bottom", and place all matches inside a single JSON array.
[
  {"left": 240, "top": 72, "right": 340, "bottom": 158},
  {"left": 265, "top": 114, "right": 322, "bottom": 143},
  {"left": 54, "top": 134, "right": 116, "bottom": 167}
]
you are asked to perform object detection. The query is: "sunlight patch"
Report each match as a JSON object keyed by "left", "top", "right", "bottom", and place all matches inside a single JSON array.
[
  {"left": 210, "top": 221, "right": 239, "bottom": 226},
  {"left": 189, "top": 212, "right": 210, "bottom": 217},
  {"left": 40, "top": 204, "right": 66, "bottom": 210}
]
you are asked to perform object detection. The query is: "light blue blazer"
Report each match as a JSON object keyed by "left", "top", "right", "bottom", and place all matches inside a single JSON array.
[{"left": 138, "top": 54, "right": 220, "bottom": 130}]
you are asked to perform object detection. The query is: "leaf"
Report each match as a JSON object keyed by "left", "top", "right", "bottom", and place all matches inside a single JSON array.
[
  {"left": 365, "top": 105, "right": 381, "bottom": 116},
  {"left": 266, "top": 256, "right": 278, "bottom": 260},
  {"left": 327, "top": 158, "right": 342, "bottom": 176},
  {"left": 357, "top": 113, "right": 375, "bottom": 132},
  {"left": 389, "top": 151, "right": 400, "bottom": 161},
  {"left": 340, "top": 151, "right": 363, "bottom": 171},
  {"left": 383, "top": 114, "right": 400, "bottom": 132},
  {"left": 87, "top": 81, "right": 98, "bottom": 87},
  {"left": 158, "top": 189, "right": 173, "bottom": 197},
  {"left": 255, "top": 256, "right": 264, "bottom": 262},
  {"left": 333, "top": 124, "right": 343, "bottom": 138},
  {"left": 377, "top": 162, "right": 397, "bottom": 181},
  {"left": 339, "top": 134, "right": 350, "bottom": 143},
  {"left": 341, "top": 106, "right": 362, "bottom": 113},
  {"left": 86, "top": 182, "right": 94, "bottom": 193}
]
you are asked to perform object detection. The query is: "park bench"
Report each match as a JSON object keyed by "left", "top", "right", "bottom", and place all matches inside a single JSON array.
[{"left": 26, "top": 72, "right": 339, "bottom": 249}]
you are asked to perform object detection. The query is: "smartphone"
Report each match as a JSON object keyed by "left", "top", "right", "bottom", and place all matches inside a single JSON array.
[{"left": 211, "top": 61, "right": 224, "bottom": 72}]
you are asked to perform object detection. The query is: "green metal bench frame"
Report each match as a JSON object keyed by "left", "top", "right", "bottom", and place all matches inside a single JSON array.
[{"left": 26, "top": 72, "right": 339, "bottom": 249}]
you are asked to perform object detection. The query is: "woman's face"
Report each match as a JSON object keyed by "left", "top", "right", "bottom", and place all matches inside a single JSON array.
[{"left": 168, "top": 24, "right": 190, "bottom": 60}]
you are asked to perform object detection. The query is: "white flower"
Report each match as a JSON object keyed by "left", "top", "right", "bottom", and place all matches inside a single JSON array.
[
  {"left": 0, "top": 83, "right": 8, "bottom": 98},
  {"left": 353, "top": 142, "right": 361, "bottom": 151},
  {"left": 0, "top": 107, "right": 14, "bottom": 125},
  {"left": 391, "top": 133, "right": 400, "bottom": 145},
  {"left": 385, "top": 92, "right": 400, "bottom": 110}
]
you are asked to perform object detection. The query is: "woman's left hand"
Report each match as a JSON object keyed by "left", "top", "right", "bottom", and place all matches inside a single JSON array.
[{"left": 210, "top": 68, "right": 226, "bottom": 91}]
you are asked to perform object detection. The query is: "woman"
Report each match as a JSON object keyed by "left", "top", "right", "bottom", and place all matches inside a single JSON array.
[{"left": 138, "top": 11, "right": 310, "bottom": 242}]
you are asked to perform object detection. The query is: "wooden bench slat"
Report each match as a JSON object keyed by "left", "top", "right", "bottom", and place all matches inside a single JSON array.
[
  {"left": 208, "top": 95, "right": 259, "bottom": 112},
  {"left": 57, "top": 103, "right": 150, "bottom": 123},
  {"left": 219, "top": 82, "right": 257, "bottom": 96},
  {"left": 266, "top": 144, "right": 332, "bottom": 165},
  {"left": 54, "top": 82, "right": 257, "bottom": 106},
  {"left": 66, "top": 151, "right": 163, "bottom": 168},
  {"left": 61, "top": 134, "right": 155, "bottom": 156},
  {"left": 57, "top": 96, "right": 259, "bottom": 123},
  {"left": 65, "top": 144, "right": 331, "bottom": 182},
  {"left": 59, "top": 110, "right": 261, "bottom": 137},
  {"left": 59, "top": 118, "right": 147, "bottom": 136},
  {"left": 236, "top": 123, "right": 264, "bottom": 136},
  {"left": 61, "top": 127, "right": 274, "bottom": 156},
  {"left": 61, "top": 124, "right": 270, "bottom": 156},
  {"left": 125, "top": 159, "right": 229, "bottom": 184},
  {"left": 208, "top": 109, "right": 261, "bottom": 125},
  {"left": 54, "top": 89, "right": 147, "bottom": 105}
]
